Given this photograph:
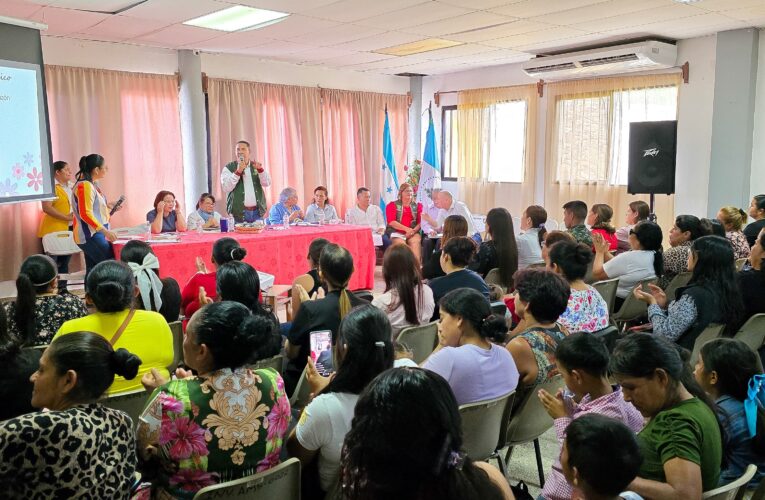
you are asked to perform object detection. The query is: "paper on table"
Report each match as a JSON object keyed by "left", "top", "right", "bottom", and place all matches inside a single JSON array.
[{"left": 390, "top": 232, "right": 406, "bottom": 240}]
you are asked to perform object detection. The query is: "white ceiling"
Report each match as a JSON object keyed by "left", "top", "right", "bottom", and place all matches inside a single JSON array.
[{"left": 2, "top": 0, "right": 764, "bottom": 75}]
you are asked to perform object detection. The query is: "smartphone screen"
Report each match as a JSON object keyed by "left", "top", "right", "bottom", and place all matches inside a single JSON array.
[{"left": 309, "top": 330, "right": 334, "bottom": 376}]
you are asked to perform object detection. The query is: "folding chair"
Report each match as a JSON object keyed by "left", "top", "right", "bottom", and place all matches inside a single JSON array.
[
  {"left": 735, "top": 258, "right": 748, "bottom": 272},
  {"left": 41, "top": 231, "right": 86, "bottom": 285},
  {"left": 396, "top": 322, "right": 438, "bottom": 363},
  {"left": 193, "top": 457, "right": 301, "bottom": 500},
  {"left": 701, "top": 464, "right": 756, "bottom": 500},
  {"left": 459, "top": 391, "right": 515, "bottom": 462},
  {"left": 289, "top": 365, "right": 312, "bottom": 411},
  {"left": 611, "top": 278, "right": 657, "bottom": 331},
  {"left": 490, "top": 301, "right": 508, "bottom": 317},
  {"left": 663, "top": 271, "right": 692, "bottom": 302},
  {"left": 485, "top": 268, "right": 506, "bottom": 292},
  {"left": 592, "top": 278, "right": 619, "bottom": 315},
  {"left": 734, "top": 314, "right": 765, "bottom": 352},
  {"left": 690, "top": 323, "right": 726, "bottom": 366},
  {"left": 591, "top": 325, "right": 621, "bottom": 353},
  {"left": 251, "top": 354, "right": 284, "bottom": 375},
  {"left": 167, "top": 321, "right": 184, "bottom": 372},
  {"left": 103, "top": 388, "right": 149, "bottom": 428}
]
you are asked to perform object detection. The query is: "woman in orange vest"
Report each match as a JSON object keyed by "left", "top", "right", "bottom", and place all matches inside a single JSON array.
[{"left": 37, "top": 161, "right": 74, "bottom": 292}]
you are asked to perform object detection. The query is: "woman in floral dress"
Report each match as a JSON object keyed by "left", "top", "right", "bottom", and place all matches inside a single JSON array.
[{"left": 137, "top": 301, "right": 289, "bottom": 499}]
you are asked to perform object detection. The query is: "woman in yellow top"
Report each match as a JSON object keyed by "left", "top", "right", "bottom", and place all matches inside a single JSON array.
[
  {"left": 54, "top": 260, "right": 173, "bottom": 395},
  {"left": 38, "top": 161, "right": 74, "bottom": 292}
]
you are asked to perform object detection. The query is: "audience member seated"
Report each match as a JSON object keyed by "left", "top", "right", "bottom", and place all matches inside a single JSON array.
[
  {"left": 346, "top": 187, "right": 388, "bottom": 247},
  {"left": 0, "top": 306, "right": 40, "bottom": 420},
  {"left": 288, "top": 305, "right": 394, "bottom": 499},
  {"left": 4, "top": 254, "right": 87, "bottom": 346},
  {"left": 563, "top": 200, "right": 593, "bottom": 247},
  {"left": 469, "top": 207, "right": 518, "bottom": 291},
  {"left": 611, "top": 334, "right": 722, "bottom": 497},
  {"left": 267, "top": 187, "right": 304, "bottom": 225},
  {"left": 147, "top": 189, "right": 187, "bottom": 233},
  {"left": 291, "top": 238, "right": 329, "bottom": 318},
  {"left": 539, "top": 333, "right": 644, "bottom": 500},
  {"left": 744, "top": 194, "right": 765, "bottom": 247},
  {"left": 54, "top": 260, "right": 173, "bottom": 394},
  {"left": 547, "top": 240, "right": 609, "bottom": 333},
  {"left": 423, "top": 288, "right": 517, "bottom": 406},
  {"left": 738, "top": 230, "right": 765, "bottom": 320},
  {"left": 305, "top": 185, "right": 338, "bottom": 223},
  {"left": 422, "top": 214, "right": 468, "bottom": 280},
  {"left": 372, "top": 245, "right": 434, "bottom": 337},
  {"left": 138, "top": 301, "right": 286, "bottom": 498},
  {"left": 214, "top": 260, "right": 271, "bottom": 317},
  {"left": 592, "top": 221, "right": 663, "bottom": 306},
  {"left": 717, "top": 205, "right": 752, "bottom": 260},
  {"left": 561, "top": 414, "right": 644, "bottom": 500},
  {"left": 700, "top": 217, "right": 726, "bottom": 237},
  {"left": 658, "top": 215, "right": 702, "bottom": 289},
  {"left": 587, "top": 204, "right": 617, "bottom": 251},
  {"left": 181, "top": 237, "right": 246, "bottom": 319},
  {"left": 285, "top": 244, "right": 366, "bottom": 394},
  {"left": 616, "top": 200, "right": 650, "bottom": 252},
  {"left": 120, "top": 240, "right": 181, "bottom": 323},
  {"left": 542, "top": 230, "right": 576, "bottom": 261},
  {"left": 339, "top": 367, "right": 514, "bottom": 500},
  {"left": 635, "top": 235, "right": 744, "bottom": 350},
  {"left": 506, "top": 268, "right": 570, "bottom": 387},
  {"left": 386, "top": 182, "right": 423, "bottom": 262},
  {"left": 429, "top": 237, "right": 490, "bottom": 317},
  {"left": 0, "top": 332, "right": 140, "bottom": 498},
  {"left": 695, "top": 338, "right": 765, "bottom": 487},
  {"left": 186, "top": 192, "right": 221, "bottom": 230},
  {"left": 517, "top": 205, "right": 547, "bottom": 269}
]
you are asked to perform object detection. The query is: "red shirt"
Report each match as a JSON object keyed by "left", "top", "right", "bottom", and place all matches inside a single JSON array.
[
  {"left": 386, "top": 201, "right": 422, "bottom": 228},
  {"left": 591, "top": 228, "right": 618, "bottom": 251},
  {"left": 181, "top": 272, "right": 217, "bottom": 318}
]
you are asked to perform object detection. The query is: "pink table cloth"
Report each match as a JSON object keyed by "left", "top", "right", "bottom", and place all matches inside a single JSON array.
[{"left": 113, "top": 225, "right": 375, "bottom": 291}]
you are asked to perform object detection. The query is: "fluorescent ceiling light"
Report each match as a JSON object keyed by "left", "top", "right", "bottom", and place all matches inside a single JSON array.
[
  {"left": 374, "top": 38, "right": 463, "bottom": 57},
  {"left": 184, "top": 6, "right": 289, "bottom": 32}
]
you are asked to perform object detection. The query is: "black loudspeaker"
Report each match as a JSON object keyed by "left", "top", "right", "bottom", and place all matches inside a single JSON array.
[{"left": 627, "top": 120, "right": 677, "bottom": 195}]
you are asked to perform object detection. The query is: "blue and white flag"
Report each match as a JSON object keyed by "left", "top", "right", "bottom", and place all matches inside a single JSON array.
[
  {"left": 417, "top": 105, "right": 442, "bottom": 210},
  {"left": 380, "top": 108, "right": 399, "bottom": 219}
]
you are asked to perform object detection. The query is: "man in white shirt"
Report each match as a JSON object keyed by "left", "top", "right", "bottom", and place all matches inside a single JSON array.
[
  {"left": 345, "top": 187, "right": 389, "bottom": 248},
  {"left": 220, "top": 140, "right": 271, "bottom": 222},
  {"left": 423, "top": 191, "right": 478, "bottom": 238}
]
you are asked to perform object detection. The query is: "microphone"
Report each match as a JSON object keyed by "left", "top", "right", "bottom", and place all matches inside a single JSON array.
[{"left": 110, "top": 195, "right": 125, "bottom": 216}]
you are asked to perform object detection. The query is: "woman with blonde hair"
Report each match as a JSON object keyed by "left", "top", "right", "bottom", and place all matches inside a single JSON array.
[{"left": 717, "top": 205, "right": 751, "bottom": 259}]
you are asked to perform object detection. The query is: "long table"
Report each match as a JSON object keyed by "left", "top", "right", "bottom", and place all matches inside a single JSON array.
[{"left": 113, "top": 225, "right": 375, "bottom": 291}]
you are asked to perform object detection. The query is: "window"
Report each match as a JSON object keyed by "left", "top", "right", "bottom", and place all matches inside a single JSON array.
[
  {"left": 441, "top": 100, "right": 528, "bottom": 183},
  {"left": 555, "top": 85, "right": 678, "bottom": 185}
]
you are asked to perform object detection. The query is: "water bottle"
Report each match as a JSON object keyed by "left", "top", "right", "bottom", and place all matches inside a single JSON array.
[
  {"left": 282, "top": 212, "right": 290, "bottom": 230},
  {"left": 144, "top": 222, "right": 151, "bottom": 241},
  {"left": 345, "top": 211, "right": 351, "bottom": 225},
  {"left": 228, "top": 215, "right": 235, "bottom": 232},
  {"left": 317, "top": 210, "right": 325, "bottom": 225}
]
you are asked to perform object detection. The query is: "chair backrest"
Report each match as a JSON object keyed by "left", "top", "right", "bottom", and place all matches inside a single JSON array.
[
  {"left": 591, "top": 325, "right": 621, "bottom": 353},
  {"left": 252, "top": 354, "right": 284, "bottom": 375},
  {"left": 490, "top": 301, "right": 508, "bottom": 317},
  {"left": 612, "top": 278, "right": 657, "bottom": 325},
  {"left": 193, "top": 457, "right": 301, "bottom": 500},
  {"left": 592, "top": 278, "right": 619, "bottom": 315},
  {"left": 503, "top": 376, "right": 565, "bottom": 448},
  {"left": 102, "top": 388, "right": 149, "bottom": 428},
  {"left": 663, "top": 271, "right": 693, "bottom": 303},
  {"left": 702, "top": 464, "right": 757, "bottom": 500},
  {"left": 735, "top": 258, "right": 748, "bottom": 272},
  {"left": 396, "top": 321, "right": 438, "bottom": 364},
  {"left": 459, "top": 391, "right": 515, "bottom": 462},
  {"left": 512, "top": 216, "right": 522, "bottom": 236},
  {"left": 168, "top": 321, "right": 184, "bottom": 372},
  {"left": 289, "top": 364, "right": 312, "bottom": 410},
  {"left": 734, "top": 314, "right": 765, "bottom": 352},
  {"left": 41, "top": 231, "right": 82, "bottom": 256},
  {"left": 690, "top": 323, "right": 726, "bottom": 366},
  {"left": 485, "top": 268, "right": 505, "bottom": 291},
  {"left": 545, "top": 219, "right": 559, "bottom": 231}
]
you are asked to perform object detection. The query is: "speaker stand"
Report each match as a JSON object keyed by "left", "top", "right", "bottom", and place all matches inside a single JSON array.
[{"left": 648, "top": 193, "right": 657, "bottom": 222}]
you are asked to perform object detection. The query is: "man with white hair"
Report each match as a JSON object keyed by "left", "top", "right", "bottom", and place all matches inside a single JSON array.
[
  {"left": 266, "top": 187, "right": 304, "bottom": 225},
  {"left": 423, "top": 191, "right": 477, "bottom": 237}
]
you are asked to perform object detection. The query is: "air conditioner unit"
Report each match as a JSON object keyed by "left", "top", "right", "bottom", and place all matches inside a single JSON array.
[{"left": 522, "top": 40, "right": 677, "bottom": 79}]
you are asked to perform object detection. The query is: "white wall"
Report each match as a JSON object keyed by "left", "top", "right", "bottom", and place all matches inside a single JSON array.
[
  {"left": 751, "top": 31, "right": 765, "bottom": 197},
  {"left": 42, "top": 36, "right": 178, "bottom": 74}
]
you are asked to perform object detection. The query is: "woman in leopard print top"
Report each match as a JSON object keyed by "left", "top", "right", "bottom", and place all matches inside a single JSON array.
[{"left": 0, "top": 332, "right": 142, "bottom": 499}]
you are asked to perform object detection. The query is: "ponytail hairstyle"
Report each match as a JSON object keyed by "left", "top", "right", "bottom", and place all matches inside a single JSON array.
[
  {"left": 319, "top": 243, "right": 355, "bottom": 320},
  {"left": 439, "top": 288, "right": 507, "bottom": 344},
  {"left": 548, "top": 240, "right": 593, "bottom": 282},
  {"left": 46, "top": 332, "right": 141, "bottom": 402},
  {"left": 699, "top": 338, "right": 765, "bottom": 454},
  {"left": 525, "top": 205, "right": 548, "bottom": 246},
  {"left": 192, "top": 301, "right": 280, "bottom": 368},
  {"left": 340, "top": 368, "right": 505, "bottom": 500},
  {"left": 211, "top": 237, "right": 247, "bottom": 265},
  {"left": 382, "top": 245, "right": 423, "bottom": 325},
  {"left": 76, "top": 154, "right": 104, "bottom": 182},
  {"left": 675, "top": 215, "right": 703, "bottom": 242},
  {"left": 631, "top": 221, "right": 664, "bottom": 277},
  {"left": 485, "top": 207, "right": 518, "bottom": 290},
  {"left": 590, "top": 204, "right": 615, "bottom": 234},
  {"left": 326, "top": 305, "right": 394, "bottom": 395},
  {"left": 85, "top": 261, "right": 135, "bottom": 313},
  {"left": 441, "top": 215, "right": 468, "bottom": 247},
  {"left": 14, "top": 255, "right": 57, "bottom": 345},
  {"left": 718, "top": 206, "right": 748, "bottom": 232}
]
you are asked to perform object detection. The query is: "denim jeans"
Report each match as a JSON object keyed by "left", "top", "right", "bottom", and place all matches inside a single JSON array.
[{"left": 78, "top": 231, "right": 114, "bottom": 278}]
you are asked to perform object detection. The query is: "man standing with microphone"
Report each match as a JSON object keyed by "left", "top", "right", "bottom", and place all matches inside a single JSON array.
[{"left": 220, "top": 140, "right": 271, "bottom": 222}]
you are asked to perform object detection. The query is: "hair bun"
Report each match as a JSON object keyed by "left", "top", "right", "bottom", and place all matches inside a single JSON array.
[
  {"left": 111, "top": 348, "right": 142, "bottom": 380},
  {"left": 231, "top": 247, "right": 247, "bottom": 261},
  {"left": 574, "top": 243, "right": 593, "bottom": 264},
  {"left": 96, "top": 280, "right": 125, "bottom": 301}
]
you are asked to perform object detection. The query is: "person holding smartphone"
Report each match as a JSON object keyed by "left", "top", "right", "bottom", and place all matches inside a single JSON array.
[
  {"left": 146, "top": 190, "right": 186, "bottom": 233},
  {"left": 220, "top": 140, "right": 271, "bottom": 222}
]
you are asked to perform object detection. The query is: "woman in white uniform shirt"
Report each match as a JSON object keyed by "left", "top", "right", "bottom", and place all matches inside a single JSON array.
[{"left": 517, "top": 205, "right": 547, "bottom": 269}]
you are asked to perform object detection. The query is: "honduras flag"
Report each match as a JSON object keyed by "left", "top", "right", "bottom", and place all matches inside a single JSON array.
[
  {"left": 380, "top": 107, "right": 399, "bottom": 219},
  {"left": 417, "top": 105, "right": 442, "bottom": 209}
]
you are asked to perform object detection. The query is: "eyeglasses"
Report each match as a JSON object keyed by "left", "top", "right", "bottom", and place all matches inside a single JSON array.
[{"left": 629, "top": 229, "right": 636, "bottom": 235}]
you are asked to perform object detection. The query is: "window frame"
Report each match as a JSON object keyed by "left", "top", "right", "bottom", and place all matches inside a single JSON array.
[{"left": 440, "top": 105, "right": 458, "bottom": 182}]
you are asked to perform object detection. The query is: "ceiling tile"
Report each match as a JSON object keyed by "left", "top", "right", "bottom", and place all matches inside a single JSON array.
[
  {"left": 490, "top": 0, "right": 612, "bottom": 19},
  {"left": 436, "top": 0, "right": 523, "bottom": 9},
  {"left": 629, "top": 12, "right": 745, "bottom": 34},
  {"left": 286, "top": 23, "right": 385, "bottom": 46},
  {"left": 331, "top": 30, "right": 423, "bottom": 51},
  {"left": 530, "top": 0, "right": 669, "bottom": 26},
  {"left": 432, "top": 47, "right": 529, "bottom": 64},
  {"left": 282, "top": 46, "right": 358, "bottom": 63},
  {"left": 354, "top": 2, "right": 471, "bottom": 30},
  {"left": 572, "top": 4, "right": 704, "bottom": 32},
  {"left": 29, "top": 6, "right": 108, "bottom": 36},
  {"left": 249, "top": 14, "right": 339, "bottom": 40},
  {"left": 302, "top": 0, "right": 428, "bottom": 23},
  {"left": 119, "top": 0, "right": 231, "bottom": 23},
  {"left": 399, "top": 11, "right": 515, "bottom": 37},
  {"left": 693, "top": 0, "right": 765, "bottom": 13},
  {"left": 237, "top": 39, "right": 316, "bottom": 56},
  {"left": 0, "top": 0, "right": 45, "bottom": 19},
  {"left": 308, "top": 51, "right": 396, "bottom": 67},
  {"left": 481, "top": 26, "right": 590, "bottom": 49},
  {"left": 721, "top": 6, "right": 765, "bottom": 23},
  {"left": 345, "top": 57, "right": 410, "bottom": 71},
  {"left": 424, "top": 43, "right": 500, "bottom": 60},
  {"left": 512, "top": 32, "right": 610, "bottom": 53},
  {"left": 131, "top": 24, "right": 219, "bottom": 46},
  {"left": 180, "top": 30, "right": 274, "bottom": 51},
  {"left": 220, "top": 0, "right": 340, "bottom": 14},
  {"left": 448, "top": 19, "right": 553, "bottom": 43},
  {"left": 77, "top": 13, "right": 170, "bottom": 40}
]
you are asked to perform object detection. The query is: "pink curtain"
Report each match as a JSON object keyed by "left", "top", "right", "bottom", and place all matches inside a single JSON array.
[
  {"left": 321, "top": 89, "right": 408, "bottom": 218},
  {"left": 207, "top": 79, "right": 324, "bottom": 214},
  {"left": 0, "top": 66, "right": 184, "bottom": 280}
]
